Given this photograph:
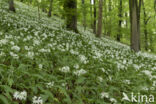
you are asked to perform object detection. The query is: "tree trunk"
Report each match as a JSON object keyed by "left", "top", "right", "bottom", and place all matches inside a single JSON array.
[
  {"left": 82, "top": 0, "right": 86, "bottom": 30},
  {"left": 154, "top": 0, "right": 156, "bottom": 13},
  {"left": 64, "top": 0, "right": 78, "bottom": 33},
  {"left": 108, "top": 0, "right": 112, "bottom": 37},
  {"left": 142, "top": 0, "right": 151, "bottom": 51},
  {"left": 93, "top": 0, "right": 97, "bottom": 34},
  {"left": 48, "top": 0, "right": 53, "bottom": 17},
  {"left": 137, "top": 0, "right": 142, "bottom": 50},
  {"left": 129, "top": 0, "right": 141, "bottom": 52},
  {"left": 96, "top": 0, "right": 103, "bottom": 38},
  {"left": 9, "top": 0, "right": 16, "bottom": 12},
  {"left": 117, "top": 0, "right": 122, "bottom": 41},
  {"left": 38, "top": 2, "right": 40, "bottom": 20},
  {"left": 90, "top": 0, "right": 93, "bottom": 30},
  {"left": 125, "top": 13, "right": 128, "bottom": 28},
  {"left": 103, "top": 0, "right": 107, "bottom": 35}
]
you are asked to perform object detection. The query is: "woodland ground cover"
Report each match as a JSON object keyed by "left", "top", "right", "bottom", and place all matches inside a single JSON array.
[{"left": 0, "top": 1, "right": 156, "bottom": 104}]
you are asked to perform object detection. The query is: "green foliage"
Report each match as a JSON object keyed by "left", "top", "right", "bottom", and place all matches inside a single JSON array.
[{"left": 0, "top": 0, "right": 156, "bottom": 104}]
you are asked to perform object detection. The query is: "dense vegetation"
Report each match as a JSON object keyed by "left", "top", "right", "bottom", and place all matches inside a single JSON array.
[
  {"left": 9, "top": 0, "right": 156, "bottom": 53},
  {"left": 0, "top": 0, "right": 156, "bottom": 104}
]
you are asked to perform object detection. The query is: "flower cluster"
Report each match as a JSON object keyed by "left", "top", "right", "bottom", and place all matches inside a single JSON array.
[
  {"left": 11, "top": 45, "right": 20, "bottom": 52},
  {"left": 73, "top": 69, "right": 87, "bottom": 76},
  {"left": 46, "top": 81, "right": 54, "bottom": 88},
  {"left": 32, "top": 96, "right": 43, "bottom": 104},
  {"left": 13, "top": 90, "right": 27, "bottom": 100},
  {"left": 59, "top": 66, "right": 70, "bottom": 73}
]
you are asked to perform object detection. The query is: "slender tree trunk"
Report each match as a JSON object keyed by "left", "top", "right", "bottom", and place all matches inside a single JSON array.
[
  {"left": 64, "top": 0, "right": 78, "bottom": 33},
  {"left": 108, "top": 0, "right": 112, "bottom": 37},
  {"left": 154, "top": 0, "right": 156, "bottom": 13},
  {"left": 90, "top": 0, "right": 93, "bottom": 29},
  {"left": 9, "top": 0, "right": 16, "bottom": 12},
  {"left": 129, "top": 0, "right": 141, "bottom": 52},
  {"left": 137, "top": 0, "right": 142, "bottom": 50},
  {"left": 48, "top": 0, "right": 53, "bottom": 17},
  {"left": 96, "top": 0, "right": 103, "bottom": 38},
  {"left": 117, "top": 0, "right": 122, "bottom": 41},
  {"left": 103, "top": 0, "right": 107, "bottom": 35},
  {"left": 142, "top": 0, "right": 151, "bottom": 51},
  {"left": 93, "top": 0, "right": 97, "bottom": 34},
  {"left": 125, "top": 13, "right": 128, "bottom": 28},
  {"left": 82, "top": 0, "right": 86, "bottom": 30},
  {"left": 38, "top": 2, "right": 40, "bottom": 20}
]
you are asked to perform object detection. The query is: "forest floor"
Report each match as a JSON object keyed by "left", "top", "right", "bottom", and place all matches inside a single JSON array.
[{"left": 0, "top": 1, "right": 156, "bottom": 104}]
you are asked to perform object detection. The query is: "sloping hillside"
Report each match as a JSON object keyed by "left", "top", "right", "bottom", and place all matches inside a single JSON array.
[{"left": 0, "top": 1, "right": 156, "bottom": 104}]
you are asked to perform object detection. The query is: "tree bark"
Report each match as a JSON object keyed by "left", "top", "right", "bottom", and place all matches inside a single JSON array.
[
  {"left": 90, "top": 0, "right": 93, "bottom": 29},
  {"left": 82, "top": 0, "right": 86, "bottom": 30},
  {"left": 93, "top": 0, "right": 97, "bottom": 34},
  {"left": 64, "top": 0, "right": 78, "bottom": 33},
  {"left": 129, "top": 0, "right": 141, "bottom": 52},
  {"left": 154, "top": 0, "right": 156, "bottom": 13},
  {"left": 117, "top": 0, "right": 122, "bottom": 42},
  {"left": 142, "top": 0, "right": 151, "bottom": 51},
  {"left": 38, "top": 2, "right": 40, "bottom": 20},
  {"left": 9, "top": 0, "right": 16, "bottom": 12},
  {"left": 96, "top": 0, "right": 103, "bottom": 38},
  {"left": 108, "top": 0, "right": 112, "bottom": 37},
  {"left": 48, "top": 0, "right": 53, "bottom": 17}
]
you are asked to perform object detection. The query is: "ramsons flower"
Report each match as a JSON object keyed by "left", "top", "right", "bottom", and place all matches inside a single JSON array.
[
  {"left": 46, "top": 81, "right": 54, "bottom": 88},
  {"left": 32, "top": 96, "right": 43, "bottom": 104},
  {"left": 10, "top": 52, "right": 19, "bottom": 59},
  {"left": 13, "top": 90, "right": 27, "bottom": 100},
  {"left": 100, "top": 92, "right": 109, "bottom": 99},
  {"left": 73, "top": 69, "right": 87, "bottom": 76},
  {"left": 11, "top": 45, "right": 20, "bottom": 52},
  {"left": 59, "top": 66, "right": 70, "bottom": 73}
]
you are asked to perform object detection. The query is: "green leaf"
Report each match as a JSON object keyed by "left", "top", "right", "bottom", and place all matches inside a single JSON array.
[{"left": 0, "top": 94, "right": 9, "bottom": 104}]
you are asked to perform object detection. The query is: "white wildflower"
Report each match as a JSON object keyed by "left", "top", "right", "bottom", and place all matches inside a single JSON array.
[
  {"left": 153, "top": 81, "right": 156, "bottom": 87},
  {"left": 0, "top": 51, "right": 5, "bottom": 56},
  {"left": 33, "top": 39, "right": 40, "bottom": 46},
  {"left": 32, "top": 96, "right": 43, "bottom": 104},
  {"left": 141, "top": 70, "right": 152, "bottom": 78},
  {"left": 62, "top": 83, "right": 66, "bottom": 87},
  {"left": 13, "top": 90, "right": 27, "bottom": 100},
  {"left": 133, "top": 64, "right": 140, "bottom": 70},
  {"left": 0, "top": 39, "right": 8, "bottom": 45},
  {"left": 74, "top": 64, "right": 79, "bottom": 69},
  {"left": 59, "top": 66, "right": 70, "bottom": 73},
  {"left": 79, "top": 55, "right": 88, "bottom": 64},
  {"left": 10, "top": 41, "right": 15, "bottom": 45},
  {"left": 46, "top": 81, "right": 54, "bottom": 88},
  {"left": 98, "top": 76, "right": 103, "bottom": 82},
  {"left": 110, "top": 98, "right": 117, "bottom": 103},
  {"left": 26, "top": 51, "right": 34, "bottom": 59},
  {"left": 10, "top": 52, "right": 19, "bottom": 59},
  {"left": 39, "top": 64, "right": 43, "bottom": 69},
  {"left": 73, "top": 69, "right": 87, "bottom": 76},
  {"left": 11, "top": 45, "right": 20, "bottom": 52},
  {"left": 123, "top": 80, "right": 131, "bottom": 84},
  {"left": 100, "top": 92, "right": 109, "bottom": 99}
]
